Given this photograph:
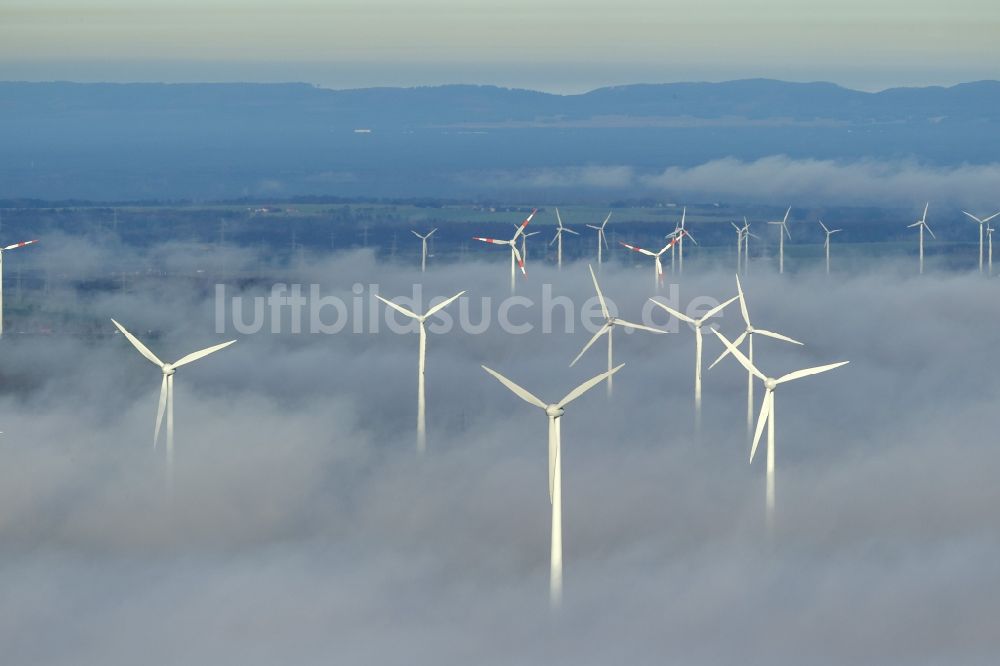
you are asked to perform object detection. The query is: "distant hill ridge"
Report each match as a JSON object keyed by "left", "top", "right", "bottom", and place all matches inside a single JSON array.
[{"left": 3, "top": 79, "right": 1000, "bottom": 126}]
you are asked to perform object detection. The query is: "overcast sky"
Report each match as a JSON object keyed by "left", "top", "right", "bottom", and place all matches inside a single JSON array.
[{"left": 2, "top": 0, "right": 999, "bottom": 91}]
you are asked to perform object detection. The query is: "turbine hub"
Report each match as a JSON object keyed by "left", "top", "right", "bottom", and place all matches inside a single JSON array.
[
  {"left": 746, "top": 325, "right": 754, "bottom": 334},
  {"left": 765, "top": 377, "right": 777, "bottom": 391},
  {"left": 545, "top": 405, "right": 565, "bottom": 418},
  {"left": 162, "top": 364, "right": 175, "bottom": 376}
]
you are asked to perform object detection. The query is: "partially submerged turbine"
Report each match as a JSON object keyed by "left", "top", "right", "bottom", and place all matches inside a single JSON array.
[
  {"left": 481, "top": 363, "right": 623, "bottom": 608},
  {"left": 712, "top": 329, "right": 847, "bottom": 530},
  {"left": 570, "top": 264, "right": 664, "bottom": 396},
  {"left": 111, "top": 319, "right": 236, "bottom": 488},
  {"left": 473, "top": 209, "right": 537, "bottom": 293},
  {"left": 376, "top": 290, "right": 465, "bottom": 454}
]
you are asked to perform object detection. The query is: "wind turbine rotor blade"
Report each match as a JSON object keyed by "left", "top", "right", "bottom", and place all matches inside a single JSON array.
[
  {"left": 511, "top": 246, "right": 526, "bottom": 275},
  {"left": 2, "top": 239, "right": 38, "bottom": 251},
  {"left": 588, "top": 265, "right": 609, "bottom": 319},
  {"left": 735, "top": 275, "right": 751, "bottom": 327},
  {"left": 427, "top": 228, "right": 437, "bottom": 237},
  {"left": 411, "top": 230, "right": 423, "bottom": 239},
  {"left": 473, "top": 236, "right": 506, "bottom": 245},
  {"left": 648, "top": 299, "right": 696, "bottom": 325},
  {"left": 830, "top": 229, "right": 843, "bottom": 234},
  {"left": 924, "top": 224, "right": 936, "bottom": 239},
  {"left": 754, "top": 329, "right": 804, "bottom": 346},
  {"left": 700, "top": 295, "right": 739, "bottom": 322},
  {"left": 710, "top": 328, "right": 766, "bottom": 381},
  {"left": 511, "top": 208, "right": 537, "bottom": 241},
  {"left": 601, "top": 212, "right": 612, "bottom": 229},
  {"left": 556, "top": 208, "right": 562, "bottom": 228},
  {"left": 922, "top": 202, "right": 929, "bottom": 223},
  {"left": 981, "top": 212, "right": 1000, "bottom": 223},
  {"left": 819, "top": 220, "right": 830, "bottom": 234},
  {"left": 907, "top": 222, "right": 921, "bottom": 228},
  {"left": 961, "top": 211, "right": 982, "bottom": 224},
  {"left": 557, "top": 363, "right": 624, "bottom": 408},
  {"left": 620, "top": 242, "right": 655, "bottom": 256},
  {"left": 111, "top": 319, "right": 164, "bottom": 367},
  {"left": 481, "top": 366, "right": 547, "bottom": 410},
  {"left": 569, "top": 323, "right": 610, "bottom": 367},
  {"left": 749, "top": 390, "right": 773, "bottom": 463},
  {"left": 153, "top": 374, "right": 168, "bottom": 448},
  {"left": 615, "top": 319, "right": 666, "bottom": 335},
  {"left": 172, "top": 339, "right": 237, "bottom": 368},
  {"left": 708, "top": 330, "right": 748, "bottom": 370},
  {"left": 564, "top": 228, "right": 579, "bottom": 235},
  {"left": 375, "top": 295, "right": 420, "bottom": 320},
  {"left": 585, "top": 224, "right": 601, "bottom": 231},
  {"left": 783, "top": 206, "right": 791, "bottom": 225},
  {"left": 423, "top": 290, "right": 466, "bottom": 319},
  {"left": 550, "top": 231, "right": 560, "bottom": 246},
  {"left": 776, "top": 361, "right": 849, "bottom": 385}
]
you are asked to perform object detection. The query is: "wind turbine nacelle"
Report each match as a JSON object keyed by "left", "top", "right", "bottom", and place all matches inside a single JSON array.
[
  {"left": 162, "top": 364, "right": 176, "bottom": 376},
  {"left": 545, "top": 405, "right": 565, "bottom": 418},
  {"left": 764, "top": 378, "right": 777, "bottom": 391}
]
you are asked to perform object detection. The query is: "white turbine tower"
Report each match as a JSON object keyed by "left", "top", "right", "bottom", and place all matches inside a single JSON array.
[
  {"left": 961, "top": 210, "right": 999, "bottom": 274},
  {"left": 739, "top": 218, "right": 760, "bottom": 276},
  {"left": 473, "top": 209, "right": 536, "bottom": 293},
  {"left": 620, "top": 237, "right": 678, "bottom": 290},
  {"left": 411, "top": 228, "right": 437, "bottom": 273},
  {"left": 649, "top": 293, "right": 739, "bottom": 427},
  {"left": 551, "top": 208, "right": 579, "bottom": 269},
  {"left": 818, "top": 221, "right": 843, "bottom": 275},
  {"left": 570, "top": 265, "right": 664, "bottom": 396},
  {"left": 988, "top": 224, "right": 995, "bottom": 277},
  {"left": 376, "top": 290, "right": 465, "bottom": 454},
  {"left": 712, "top": 329, "right": 848, "bottom": 529},
  {"left": 709, "top": 275, "right": 803, "bottom": 436},
  {"left": 111, "top": 319, "right": 236, "bottom": 488},
  {"left": 768, "top": 206, "right": 792, "bottom": 274},
  {"left": 907, "top": 203, "right": 934, "bottom": 275},
  {"left": 481, "top": 363, "right": 623, "bottom": 608},
  {"left": 0, "top": 239, "right": 38, "bottom": 336},
  {"left": 585, "top": 212, "right": 611, "bottom": 268}
]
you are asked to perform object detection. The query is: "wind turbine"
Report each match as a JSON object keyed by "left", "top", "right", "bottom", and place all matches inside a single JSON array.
[
  {"left": 907, "top": 203, "right": 934, "bottom": 275},
  {"left": 376, "top": 290, "right": 465, "bottom": 454},
  {"left": 620, "top": 237, "right": 678, "bottom": 290},
  {"left": 0, "top": 239, "right": 38, "bottom": 336},
  {"left": 961, "top": 210, "right": 1000, "bottom": 274},
  {"left": 111, "top": 319, "right": 236, "bottom": 488},
  {"left": 673, "top": 208, "right": 696, "bottom": 275},
  {"left": 570, "top": 264, "right": 664, "bottom": 396},
  {"left": 520, "top": 229, "right": 541, "bottom": 263},
  {"left": 481, "top": 363, "right": 623, "bottom": 608},
  {"left": 708, "top": 275, "right": 803, "bottom": 436},
  {"left": 551, "top": 208, "right": 579, "bottom": 269},
  {"left": 649, "top": 293, "right": 739, "bottom": 427},
  {"left": 411, "top": 228, "right": 437, "bottom": 273},
  {"left": 712, "top": 329, "right": 848, "bottom": 529},
  {"left": 768, "top": 207, "right": 791, "bottom": 274},
  {"left": 732, "top": 222, "right": 744, "bottom": 274},
  {"left": 585, "top": 212, "right": 612, "bottom": 268},
  {"left": 473, "top": 209, "right": 536, "bottom": 293},
  {"left": 818, "top": 221, "right": 843, "bottom": 275}
]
